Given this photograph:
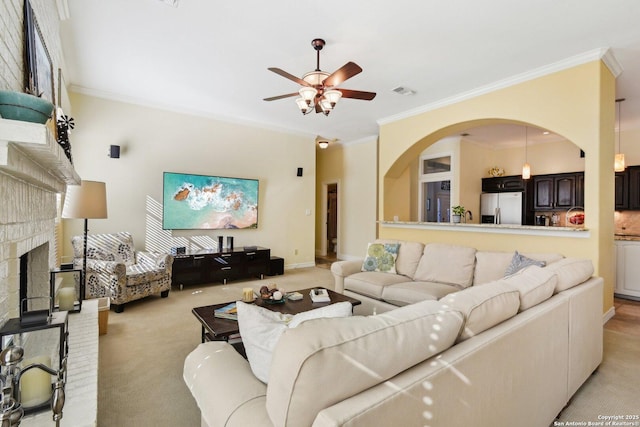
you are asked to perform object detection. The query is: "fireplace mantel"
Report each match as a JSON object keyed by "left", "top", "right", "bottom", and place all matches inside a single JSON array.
[{"left": 0, "top": 118, "right": 80, "bottom": 192}]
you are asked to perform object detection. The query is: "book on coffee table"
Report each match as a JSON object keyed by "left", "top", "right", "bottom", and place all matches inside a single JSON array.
[{"left": 214, "top": 302, "right": 238, "bottom": 320}]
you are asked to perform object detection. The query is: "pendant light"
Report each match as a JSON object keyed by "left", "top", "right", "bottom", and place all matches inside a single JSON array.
[
  {"left": 522, "top": 126, "right": 531, "bottom": 180},
  {"left": 614, "top": 98, "right": 626, "bottom": 172}
]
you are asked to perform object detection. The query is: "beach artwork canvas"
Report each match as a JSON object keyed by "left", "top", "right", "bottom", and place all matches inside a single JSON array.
[{"left": 163, "top": 172, "right": 259, "bottom": 230}]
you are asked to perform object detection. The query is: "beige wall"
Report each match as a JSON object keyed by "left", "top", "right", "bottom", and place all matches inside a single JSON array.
[
  {"left": 379, "top": 60, "right": 616, "bottom": 313},
  {"left": 316, "top": 137, "right": 378, "bottom": 260},
  {"left": 62, "top": 92, "right": 317, "bottom": 268}
]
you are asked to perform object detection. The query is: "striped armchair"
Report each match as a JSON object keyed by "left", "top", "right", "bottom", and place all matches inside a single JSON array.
[{"left": 71, "top": 231, "right": 173, "bottom": 313}]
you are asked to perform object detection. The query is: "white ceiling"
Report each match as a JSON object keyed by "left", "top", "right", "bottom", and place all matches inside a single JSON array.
[{"left": 59, "top": 0, "right": 640, "bottom": 144}]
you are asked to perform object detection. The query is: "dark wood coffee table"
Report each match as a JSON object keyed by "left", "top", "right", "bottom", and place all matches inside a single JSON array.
[{"left": 192, "top": 287, "right": 361, "bottom": 355}]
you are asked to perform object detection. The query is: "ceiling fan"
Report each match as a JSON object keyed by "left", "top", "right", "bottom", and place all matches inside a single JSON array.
[{"left": 263, "top": 38, "right": 376, "bottom": 116}]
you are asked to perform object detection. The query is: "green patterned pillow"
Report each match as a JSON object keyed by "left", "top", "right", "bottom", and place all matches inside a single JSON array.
[{"left": 361, "top": 243, "right": 400, "bottom": 273}]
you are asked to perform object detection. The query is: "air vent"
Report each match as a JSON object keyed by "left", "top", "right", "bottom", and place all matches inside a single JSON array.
[{"left": 392, "top": 86, "right": 416, "bottom": 96}]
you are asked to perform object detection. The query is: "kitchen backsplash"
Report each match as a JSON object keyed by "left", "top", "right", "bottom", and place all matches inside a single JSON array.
[{"left": 615, "top": 211, "right": 640, "bottom": 235}]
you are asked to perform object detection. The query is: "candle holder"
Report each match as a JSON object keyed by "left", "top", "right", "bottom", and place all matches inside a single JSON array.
[
  {"left": 50, "top": 268, "right": 84, "bottom": 313},
  {"left": 0, "top": 311, "right": 68, "bottom": 422}
]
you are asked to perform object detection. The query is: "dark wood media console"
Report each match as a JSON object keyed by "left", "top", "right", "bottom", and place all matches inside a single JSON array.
[{"left": 172, "top": 247, "right": 270, "bottom": 287}]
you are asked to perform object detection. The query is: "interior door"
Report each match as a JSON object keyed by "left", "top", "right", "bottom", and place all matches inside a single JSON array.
[{"left": 326, "top": 184, "right": 338, "bottom": 255}]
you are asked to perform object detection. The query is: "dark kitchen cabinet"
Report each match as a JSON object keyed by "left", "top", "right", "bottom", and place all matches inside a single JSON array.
[
  {"left": 533, "top": 172, "right": 583, "bottom": 211},
  {"left": 575, "top": 173, "right": 585, "bottom": 208},
  {"left": 628, "top": 167, "right": 640, "bottom": 210},
  {"left": 481, "top": 175, "right": 526, "bottom": 193},
  {"left": 615, "top": 171, "right": 629, "bottom": 210}
]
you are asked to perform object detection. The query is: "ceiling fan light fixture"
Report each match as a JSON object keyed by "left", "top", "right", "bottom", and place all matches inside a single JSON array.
[
  {"left": 298, "top": 87, "right": 317, "bottom": 104},
  {"left": 303, "top": 71, "right": 329, "bottom": 87},
  {"left": 320, "top": 98, "right": 333, "bottom": 115},
  {"left": 296, "top": 98, "right": 311, "bottom": 114},
  {"left": 264, "top": 39, "right": 376, "bottom": 117},
  {"left": 324, "top": 89, "right": 342, "bottom": 107}
]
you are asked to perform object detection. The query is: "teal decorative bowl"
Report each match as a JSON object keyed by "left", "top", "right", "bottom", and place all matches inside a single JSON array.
[{"left": 0, "top": 90, "right": 54, "bottom": 124}]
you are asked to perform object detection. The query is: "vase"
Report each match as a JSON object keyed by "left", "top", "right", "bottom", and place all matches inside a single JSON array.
[
  {"left": 0, "top": 90, "right": 54, "bottom": 124},
  {"left": 452, "top": 215, "right": 461, "bottom": 223}
]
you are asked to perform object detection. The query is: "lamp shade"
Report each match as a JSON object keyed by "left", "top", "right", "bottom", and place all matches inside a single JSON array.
[
  {"left": 614, "top": 153, "right": 626, "bottom": 172},
  {"left": 522, "top": 162, "right": 531, "bottom": 180},
  {"left": 62, "top": 181, "right": 108, "bottom": 219}
]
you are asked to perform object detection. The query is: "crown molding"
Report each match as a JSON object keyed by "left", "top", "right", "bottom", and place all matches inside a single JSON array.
[
  {"left": 378, "top": 48, "right": 620, "bottom": 126},
  {"left": 601, "top": 48, "right": 624, "bottom": 78}
]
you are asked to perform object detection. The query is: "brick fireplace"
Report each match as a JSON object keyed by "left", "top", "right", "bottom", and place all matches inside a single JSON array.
[
  {"left": 0, "top": 120, "right": 100, "bottom": 426},
  {"left": 0, "top": 119, "right": 80, "bottom": 327}
]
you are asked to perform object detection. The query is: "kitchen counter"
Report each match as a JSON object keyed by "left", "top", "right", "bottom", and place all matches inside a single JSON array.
[
  {"left": 380, "top": 221, "right": 590, "bottom": 238},
  {"left": 614, "top": 234, "right": 640, "bottom": 241}
]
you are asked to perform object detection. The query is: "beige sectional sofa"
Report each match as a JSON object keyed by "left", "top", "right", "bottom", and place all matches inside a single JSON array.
[
  {"left": 331, "top": 240, "right": 566, "bottom": 314},
  {"left": 183, "top": 240, "right": 603, "bottom": 427}
]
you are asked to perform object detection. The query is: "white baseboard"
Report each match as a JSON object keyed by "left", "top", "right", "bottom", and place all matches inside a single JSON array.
[
  {"left": 285, "top": 261, "right": 316, "bottom": 270},
  {"left": 603, "top": 306, "right": 615, "bottom": 324}
]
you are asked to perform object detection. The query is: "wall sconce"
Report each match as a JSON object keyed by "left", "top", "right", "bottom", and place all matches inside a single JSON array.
[{"left": 108, "top": 145, "right": 120, "bottom": 158}]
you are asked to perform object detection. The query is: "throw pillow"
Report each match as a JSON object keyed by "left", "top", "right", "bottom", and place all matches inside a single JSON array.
[
  {"left": 440, "top": 281, "right": 520, "bottom": 341},
  {"left": 361, "top": 242, "right": 399, "bottom": 273},
  {"left": 236, "top": 301, "right": 353, "bottom": 383},
  {"left": 504, "top": 251, "right": 546, "bottom": 276},
  {"left": 501, "top": 265, "right": 557, "bottom": 311},
  {"left": 545, "top": 257, "right": 594, "bottom": 293}
]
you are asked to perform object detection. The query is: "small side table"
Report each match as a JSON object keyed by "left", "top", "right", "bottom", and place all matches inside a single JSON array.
[{"left": 50, "top": 268, "right": 84, "bottom": 313}]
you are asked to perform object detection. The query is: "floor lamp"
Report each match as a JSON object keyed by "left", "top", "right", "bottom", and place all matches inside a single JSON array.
[{"left": 61, "top": 181, "right": 108, "bottom": 306}]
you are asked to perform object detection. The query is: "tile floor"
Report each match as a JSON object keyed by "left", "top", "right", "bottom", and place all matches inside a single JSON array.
[{"left": 607, "top": 297, "right": 640, "bottom": 337}]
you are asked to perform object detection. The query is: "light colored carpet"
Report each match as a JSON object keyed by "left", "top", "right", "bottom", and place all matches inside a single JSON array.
[
  {"left": 97, "top": 267, "right": 335, "bottom": 426},
  {"left": 97, "top": 268, "right": 640, "bottom": 426},
  {"left": 554, "top": 329, "right": 640, "bottom": 424}
]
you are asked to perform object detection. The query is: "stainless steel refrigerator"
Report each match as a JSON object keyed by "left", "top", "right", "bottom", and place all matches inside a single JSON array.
[{"left": 480, "top": 192, "right": 523, "bottom": 225}]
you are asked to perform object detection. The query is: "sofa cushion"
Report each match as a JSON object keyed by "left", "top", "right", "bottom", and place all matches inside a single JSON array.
[
  {"left": 381, "top": 281, "right": 459, "bottom": 306},
  {"left": 344, "top": 271, "right": 410, "bottom": 299},
  {"left": 266, "top": 300, "right": 464, "bottom": 427},
  {"left": 412, "top": 243, "right": 476, "bottom": 288},
  {"left": 546, "top": 257, "right": 594, "bottom": 293},
  {"left": 502, "top": 265, "right": 557, "bottom": 311},
  {"left": 375, "top": 239, "right": 425, "bottom": 278},
  {"left": 361, "top": 242, "right": 399, "bottom": 273},
  {"left": 473, "top": 251, "right": 564, "bottom": 285},
  {"left": 236, "top": 301, "right": 353, "bottom": 383},
  {"left": 441, "top": 280, "right": 520, "bottom": 341},
  {"left": 504, "top": 251, "right": 546, "bottom": 276}
]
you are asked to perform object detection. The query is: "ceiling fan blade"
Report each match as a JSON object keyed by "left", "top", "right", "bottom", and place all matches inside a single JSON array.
[
  {"left": 263, "top": 93, "right": 299, "bottom": 101},
  {"left": 338, "top": 89, "right": 377, "bottom": 100},
  {"left": 322, "top": 62, "right": 362, "bottom": 87},
  {"left": 268, "top": 67, "right": 311, "bottom": 87}
]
